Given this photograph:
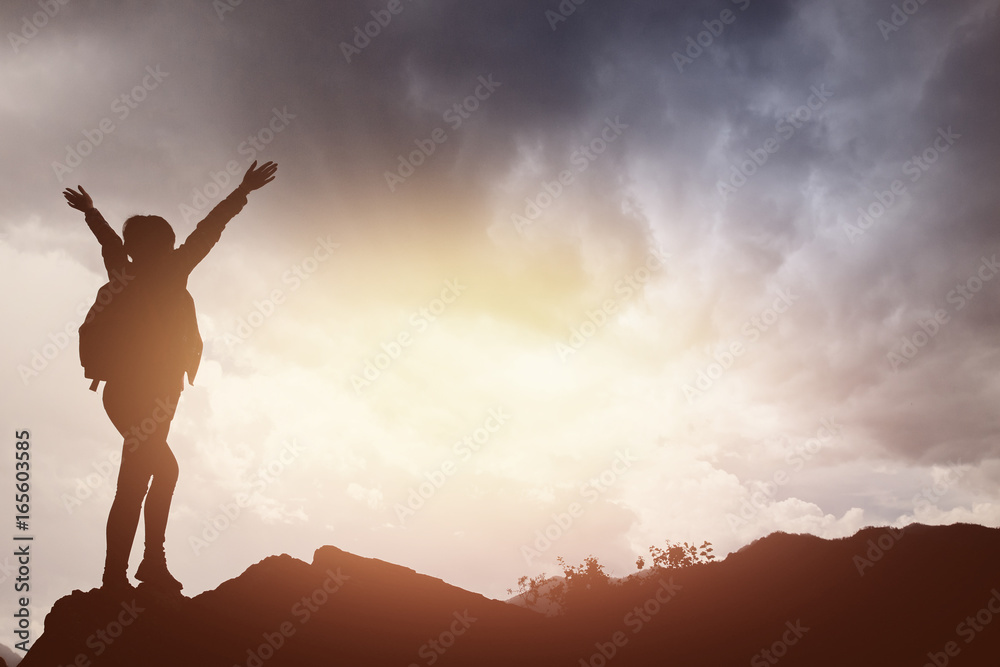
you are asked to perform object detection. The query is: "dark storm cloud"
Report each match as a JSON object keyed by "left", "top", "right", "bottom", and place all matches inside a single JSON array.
[
  {"left": 822, "top": 7, "right": 1000, "bottom": 465},
  {"left": 1, "top": 0, "right": 822, "bottom": 244},
  {"left": 5, "top": 0, "right": 1000, "bottom": 467}
]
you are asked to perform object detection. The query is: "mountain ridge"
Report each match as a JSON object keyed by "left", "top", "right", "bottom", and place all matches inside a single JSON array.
[{"left": 19, "top": 522, "right": 1000, "bottom": 666}]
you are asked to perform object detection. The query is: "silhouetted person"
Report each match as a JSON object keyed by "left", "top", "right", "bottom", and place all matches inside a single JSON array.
[{"left": 64, "top": 160, "right": 278, "bottom": 592}]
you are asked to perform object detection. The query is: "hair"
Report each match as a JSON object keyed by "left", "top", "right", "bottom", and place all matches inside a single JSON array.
[{"left": 122, "top": 215, "right": 175, "bottom": 260}]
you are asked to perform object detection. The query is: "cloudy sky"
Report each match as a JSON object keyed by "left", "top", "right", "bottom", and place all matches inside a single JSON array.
[{"left": 3, "top": 0, "right": 1000, "bottom": 646}]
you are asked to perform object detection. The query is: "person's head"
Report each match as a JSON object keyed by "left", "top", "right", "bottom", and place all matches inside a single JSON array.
[{"left": 122, "top": 215, "right": 175, "bottom": 263}]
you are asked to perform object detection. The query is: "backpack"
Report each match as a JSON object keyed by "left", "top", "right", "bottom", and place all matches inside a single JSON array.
[
  {"left": 79, "top": 268, "right": 204, "bottom": 391},
  {"left": 79, "top": 270, "right": 144, "bottom": 391}
]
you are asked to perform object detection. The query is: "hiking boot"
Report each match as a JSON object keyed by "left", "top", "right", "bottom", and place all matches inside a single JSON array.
[
  {"left": 102, "top": 569, "right": 134, "bottom": 595},
  {"left": 135, "top": 554, "right": 183, "bottom": 591}
]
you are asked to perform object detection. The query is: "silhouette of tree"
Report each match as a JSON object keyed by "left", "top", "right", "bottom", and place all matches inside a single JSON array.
[
  {"left": 644, "top": 540, "right": 715, "bottom": 570},
  {"left": 510, "top": 539, "right": 715, "bottom": 615},
  {"left": 550, "top": 554, "right": 613, "bottom": 611},
  {"left": 507, "top": 573, "right": 549, "bottom": 606}
]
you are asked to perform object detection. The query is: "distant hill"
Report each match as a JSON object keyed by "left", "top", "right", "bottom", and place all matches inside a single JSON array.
[
  {"left": 0, "top": 643, "right": 21, "bottom": 667},
  {"left": 19, "top": 523, "right": 1000, "bottom": 666}
]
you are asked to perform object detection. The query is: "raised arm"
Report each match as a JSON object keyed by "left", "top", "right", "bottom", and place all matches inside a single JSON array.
[
  {"left": 176, "top": 161, "right": 278, "bottom": 273},
  {"left": 64, "top": 185, "right": 128, "bottom": 276}
]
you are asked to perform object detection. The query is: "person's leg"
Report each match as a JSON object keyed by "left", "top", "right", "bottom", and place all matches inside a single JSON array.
[
  {"left": 137, "top": 430, "right": 179, "bottom": 582},
  {"left": 143, "top": 441, "right": 178, "bottom": 554},
  {"left": 102, "top": 383, "right": 155, "bottom": 588},
  {"left": 132, "top": 389, "right": 183, "bottom": 589}
]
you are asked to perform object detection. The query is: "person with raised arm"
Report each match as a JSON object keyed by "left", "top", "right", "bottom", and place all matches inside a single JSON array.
[{"left": 63, "top": 160, "right": 277, "bottom": 592}]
